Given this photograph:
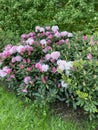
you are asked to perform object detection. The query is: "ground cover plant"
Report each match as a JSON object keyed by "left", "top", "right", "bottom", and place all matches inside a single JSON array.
[
  {"left": 0, "top": 26, "right": 98, "bottom": 120},
  {"left": 0, "top": 86, "right": 98, "bottom": 130}
]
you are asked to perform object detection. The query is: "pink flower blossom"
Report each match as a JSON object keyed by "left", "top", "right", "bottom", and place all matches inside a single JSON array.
[
  {"left": 21, "top": 34, "right": 29, "bottom": 39},
  {"left": 22, "top": 88, "right": 28, "bottom": 93},
  {"left": 51, "top": 26, "right": 59, "bottom": 32},
  {"left": 45, "top": 26, "right": 51, "bottom": 30},
  {"left": 15, "top": 55, "right": 22, "bottom": 62},
  {"left": 47, "top": 40, "right": 51, "bottom": 44},
  {"left": 54, "top": 32, "right": 61, "bottom": 38},
  {"left": 35, "top": 26, "right": 45, "bottom": 32},
  {"left": 51, "top": 51, "right": 60, "bottom": 60},
  {"left": 9, "top": 46, "right": 18, "bottom": 54},
  {"left": 48, "top": 34, "right": 53, "bottom": 39},
  {"left": 26, "top": 38, "right": 34, "bottom": 45},
  {"left": 51, "top": 67, "right": 57, "bottom": 73},
  {"left": 19, "top": 65, "right": 24, "bottom": 69},
  {"left": 61, "top": 31, "right": 68, "bottom": 37},
  {"left": 2, "top": 51, "right": 11, "bottom": 58},
  {"left": 12, "top": 57, "right": 16, "bottom": 63},
  {"left": 45, "top": 54, "right": 51, "bottom": 60},
  {"left": 23, "top": 59, "right": 27, "bottom": 63},
  {"left": 3, "top": 66, "right": 12, "bottom": 74},
  {"left": 17, "top": 45, "right": 26, "bottom": 53},
  {"left": 25, "top": 45, "right": 33, "bottom": 52},
  {"left": 0, "top": 70, "right": 7, "bottom": 77},
  {"left": 27, "top": 58, "right": 31, "bottom": 63},
  {"left": 35, "top": 63, "right": 42, "bottom": 70},
  {"left": 24, "top": 76, "right": 31, "bottom": 84},
  {"left": 45, "top": 76, "right": 48, "bottom": 80},
  {"left": 83, "top": 36, "right": 88, "bottom": 41},
  {"left": 26, "top": 67, "right": 32, "bottom": 71},
  {"left": 10, "top": 74, "right": 15, "bottom": 79},
  {"left": 43, "top": 46, "right": 52, "bottom": 53},
  {"left": 87, "top": 53, "right": 92, "bottom": 60},
  {"left": 4, "top": 44, "right": 12, "bottom": 51},
  {"left": 28, "top": 32, "right": 35, "bottom": 37}
]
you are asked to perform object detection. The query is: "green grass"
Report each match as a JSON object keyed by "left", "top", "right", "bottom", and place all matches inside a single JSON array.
[{"left": 0, "top": 86, "right": 97, "bottom": 130}]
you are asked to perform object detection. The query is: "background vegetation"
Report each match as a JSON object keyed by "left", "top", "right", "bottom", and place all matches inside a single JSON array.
[{"left": 0, "top": 0, "right": 98, "bottom": 50}]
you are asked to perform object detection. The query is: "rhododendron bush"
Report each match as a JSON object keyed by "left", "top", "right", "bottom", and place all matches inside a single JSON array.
[{"left": 0, "top": 26, "right": 98, "bottom": 119}]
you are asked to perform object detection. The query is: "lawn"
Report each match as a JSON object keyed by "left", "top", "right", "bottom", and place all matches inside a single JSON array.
[{"left": 0, "top": 86, "right": 97, "bottom": 130}]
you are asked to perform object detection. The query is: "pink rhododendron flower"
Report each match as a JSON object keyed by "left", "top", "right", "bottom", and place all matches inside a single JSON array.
[
  {"left": 35, "top": 63, "right": 42, "bottom": 70},
  {"left": 15, "top": 55, "right": 22, "bottom": 62},
  {"left": 19, "top": 65, "right": 24, "bottom": 69},
  {"left": 83, "top": 36, "right": 88, "bottom": 41},
  {"left": 12, "top": 57, "right": 16, "bottom": 63},
  {"left": 17, "top": 45, "right": 26, "bottom": 53},
  {"left": 3, "top": 66, "right": 12, "bottom": 74},
  {"left": 2, "top": 51, "right": 11, "bottom": 58},
  {"left": 35, "top": 26, "right": 45, "bottom": 32},
  {"left": 21, "top": 34, "right": 29, "bottom": 39},
  {"left": 54, "top": 32, "right": 61, "bottom": 38},
  {"left": 28, "top": 32, "right": 35, "bottom": 37},
  {"left": 61, "top": 31, "right": 68, "bottom": 37},
  {"left": 0, "top": 70, "right": 7, "bottom": 77},
  {"left": 26, "top": 67, "right": 32, "bottom": 71},
  {"left": 41, "top": 64, "right": 49, "bottom": 72},
  {"left": 51, "top": 51, "right": 60, "bottom": 60},
  {"left": 47, "top": 40, "right": 51, "bottom": 44},
  {"left": 27, "top": 58, "right": 31, "bottom": 63},
  {"left": 65, "top": 39, "right": 69, "bottom": 44},
  {"left": 24, "top": 76, "right": 31, "bottom": 84},
  {"left": 26, "top": 38, "right": 34, "bottom": 45},
  {"left": 10, "top": 74, "right": 15, "bottom": 79},
  {"left": 51, "top": 26, "right": 59, "bottom": 32},
  {"left": 45, "top": 76, "right": 48, "bottom": 81},
  {"left": 9, "top": 46, "right": 18, "bottom": 54},
  {"left": 43, "top": 46, "right": 52, "bottom": 53},
  {"left": 51, "top": 67, "right": 57, "bottom": 73},
  {"left": 4, "top": 44, "right": 12, "bottom": 51},
  {"left": 50, "top": 59, "right": 55, "bottom": 63},
  {"left": 48, "top": 34, "right": 53, "bottom": 39},
  {"left": 25, "top": 45, "right": 33, "bottom": 52},
  {"left": 45, "top": 54, "right": 51, "bottom": 60},
  {"left": 59, "top": 39, "right": 65, "bottom": 44},
  {"left": 45, "top": 26, "right": 51, "bottom": 30},
  {"left": 87, "top": 53, "right": 92, "bottom": 60},
  {"left": 23, "top": 59, "right": 27, "bottom": 63}
]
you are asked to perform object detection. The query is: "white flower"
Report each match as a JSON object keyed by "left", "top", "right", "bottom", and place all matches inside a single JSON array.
[
  {"left": 40, "top": 39, "right": 47, "bottom": 46},
  {"left": 51, "top": 26, "right": 59, "bottom": 32},
  {"left": 65, "top": 61, "right": 73, "bottom": 70},
  {"left": 61, "top": 80, "right": 68, "bottom": 88},
  {"left": 41, "top": 64, "right": 49, "bottom": 72},
  {"left": 67, "top": 33, "right": 73, "bottom": 37}
]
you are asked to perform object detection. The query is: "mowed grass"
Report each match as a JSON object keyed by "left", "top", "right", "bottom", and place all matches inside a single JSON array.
[{"left": 0, "top": 86, "right": 97, "bottom": 130}]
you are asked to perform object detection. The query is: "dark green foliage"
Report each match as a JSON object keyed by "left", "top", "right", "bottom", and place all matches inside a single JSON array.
[{"left": 0, "top": 0, "right": 98, "bottom": 36}]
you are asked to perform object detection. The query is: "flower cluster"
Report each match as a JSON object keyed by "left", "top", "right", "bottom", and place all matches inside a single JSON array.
[{"left": 0, "top": 26, "right": 73, "bottom": 100}]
